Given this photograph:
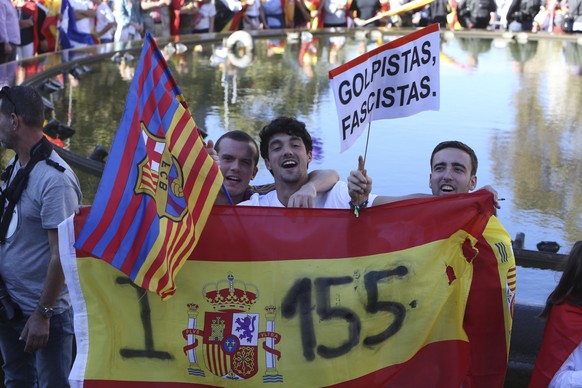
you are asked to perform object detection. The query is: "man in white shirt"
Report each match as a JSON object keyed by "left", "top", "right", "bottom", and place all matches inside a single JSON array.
[
  {"left": 92, "top": 0, "right": 117, "bottom": 43},
  {"left": 209, "top": 129, "right": 340, "bottom": 207},
  {"left": 240, "top": 116, "right": 375, "bottom": 208}
]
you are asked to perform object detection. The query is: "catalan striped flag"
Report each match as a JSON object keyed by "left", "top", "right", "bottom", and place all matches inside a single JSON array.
[{"left": 74, "top": 32, "right": 223, "bottom": 300}]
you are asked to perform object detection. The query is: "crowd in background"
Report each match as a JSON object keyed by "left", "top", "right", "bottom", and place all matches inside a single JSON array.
[{"left": 1, "top": 0, "right": 581, "bottom": 63}]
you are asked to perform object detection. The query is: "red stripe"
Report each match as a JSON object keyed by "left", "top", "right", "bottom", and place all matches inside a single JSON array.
[
  {"left": 79, "top": 341, "right": 468, "bottom": 387},
  {"left": 169, "top": 111, "right": 197, "bottom": 161},
  {"left": 140, "top": 58, "right": 166, "bottom": 133},
  {"left": 183, "top": 151, "right": 218, "bottom": 221},
  {"left": 329, "top": 24, "right": 439, "bottom": 79},
  {"left": 141, "top": 221, "right": 174, "bottom": 290},
  {"left": 462, "top": 231, "right": 509, "bottom": 387},
  {"left": 156, "top": 87, "right": 173, "bottom": 125},
  {"left": 191, "top": 190, "right": 493, "bottom": 261}
]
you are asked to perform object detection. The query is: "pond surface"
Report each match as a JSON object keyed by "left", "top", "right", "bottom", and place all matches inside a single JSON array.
[{"left": 3, "top": 29, "right": 582, "bottom": 255}]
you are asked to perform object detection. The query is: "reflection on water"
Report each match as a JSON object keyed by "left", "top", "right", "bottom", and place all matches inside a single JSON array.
[{"left": 2, "top": 30, "right": 582, "bottom": 252}]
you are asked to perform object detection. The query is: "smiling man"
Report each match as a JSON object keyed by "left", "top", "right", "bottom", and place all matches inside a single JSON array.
[
  {"left": 429, "top": 141, "right": 477, "bottom": 195},
  {"left": 240, "top": 116, "right": 373, "bottom": 208},
  {"left": 211, "top": 129, "right": 340, "bottom": 207},
  {"left": 348, "top": 140, "right": 516, "bottom": 387}
]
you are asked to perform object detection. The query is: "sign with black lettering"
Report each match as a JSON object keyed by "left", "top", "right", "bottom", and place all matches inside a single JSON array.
[{"left": 329, "top": 24, "right": 440, "bottom": 152}]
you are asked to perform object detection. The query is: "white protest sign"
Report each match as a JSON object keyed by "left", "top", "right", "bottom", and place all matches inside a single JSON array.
[{"left": 329, "top": 24, "right": 440, "bottom": 152}]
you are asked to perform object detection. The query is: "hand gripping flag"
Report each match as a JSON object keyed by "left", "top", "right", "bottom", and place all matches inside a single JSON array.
[{"left": 74, "top": 32, "right": 223, "bottom": 300}]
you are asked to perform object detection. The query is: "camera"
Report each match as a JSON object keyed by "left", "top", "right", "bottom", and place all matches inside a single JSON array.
[{"left": 0, "top": 278, "right": 22, "bottom": 322}]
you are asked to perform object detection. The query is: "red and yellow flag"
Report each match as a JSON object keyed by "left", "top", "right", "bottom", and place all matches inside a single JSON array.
[{"left": 61, "top": 190, "right": 510, "bottom": 386}]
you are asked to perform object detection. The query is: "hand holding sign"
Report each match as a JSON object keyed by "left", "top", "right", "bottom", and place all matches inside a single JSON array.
[{"left": 348, "top": 155, "right": 372, "bottom": 208}]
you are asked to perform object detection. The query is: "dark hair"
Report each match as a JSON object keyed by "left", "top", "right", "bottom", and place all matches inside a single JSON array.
[
  {"left": 259, "top": 117, "right": 313, "bottom": 161},
  {"left": 430, "top": 141, "right": 478, "bottom": 176},
  {"left": 215, "top": 130, "right": 259, "bottom": 167},
  {"left": 0, "top": 86, "right": 44, "bottom": 128},
  {"left": 541, "top": 241, "right": 582, "bottom": 317}
]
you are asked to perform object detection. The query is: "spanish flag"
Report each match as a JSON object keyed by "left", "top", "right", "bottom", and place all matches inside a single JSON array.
[
  {"left": 61, "top": 190, "right": 504, "bottom": 386},
  {"left": 74, "top": 32, "right": 223, "bottom": 300},
  {"left": 530, "top": 303, "right": 582, "bottom": 387}
]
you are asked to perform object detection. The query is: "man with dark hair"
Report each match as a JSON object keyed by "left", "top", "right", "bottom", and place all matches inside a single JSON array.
[
  {"left": 210, "top": 128, "right": 340, "bottom": 207},
  {"left": 0, "top": 86, "right": 82, "bottom": 386},
  {"left": 429, "top": 140, "right": 478, "bottom": 195},
  {"left": 348, "top": 140, "right": 515, "bottom": 387},
  {"left": 241, "top": 116, "right": 374, "bottom": 208}
]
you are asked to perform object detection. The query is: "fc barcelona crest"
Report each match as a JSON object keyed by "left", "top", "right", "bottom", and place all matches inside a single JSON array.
[
  {"left": 134, "top": 121, "right": 187, "bottom": 221},
  {"left": 182, "top": 273, "right": 283, "bottom": 383}
]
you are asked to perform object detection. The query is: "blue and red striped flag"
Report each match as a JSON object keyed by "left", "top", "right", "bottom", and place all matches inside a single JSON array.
[{"left": 74, "top": 32, "right": 223, "bottom": 300}]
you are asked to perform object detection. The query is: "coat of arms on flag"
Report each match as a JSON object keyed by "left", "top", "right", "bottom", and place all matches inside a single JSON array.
[{"left": 182, "top": 273, "right": 283, "bottom": 382}]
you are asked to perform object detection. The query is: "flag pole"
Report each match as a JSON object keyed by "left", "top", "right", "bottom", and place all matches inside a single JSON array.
[{"left": 362, "top": 121, "right": 372, "bottom": 169}]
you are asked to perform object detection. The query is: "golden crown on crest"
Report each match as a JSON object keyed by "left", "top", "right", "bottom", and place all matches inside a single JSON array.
[{"left": 202, "top": 273, "right": 259, "bottom": 313}]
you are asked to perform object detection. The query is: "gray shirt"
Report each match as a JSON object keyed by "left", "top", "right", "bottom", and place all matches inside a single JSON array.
[{"left": 0, "top": 151, "right": 82, "bottom": 315}]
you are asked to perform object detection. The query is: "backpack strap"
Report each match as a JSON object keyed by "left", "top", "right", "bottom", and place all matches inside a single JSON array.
[{"left": 0, "top": 137, "right": 65, "bottom": 244}]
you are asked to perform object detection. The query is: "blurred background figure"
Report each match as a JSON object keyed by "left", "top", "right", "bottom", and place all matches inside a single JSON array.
[
  {"left": 317, "top": 0, "right": 350, "bottom": 28},
  {"left": 457, "top": 0, "right": 497, "bottom": 28},
  {"left": 242, "top": 0, "right": 261, "bottom": 29},
  {"left": 426, "top": 0, "right": 452, "bottom": 27},
  {"left": 114, "top": 0, "right": 143, "bottom": 41},
  {"left": 192, "top": 0, "right": 216, "bottom": 33},
  {"left": 69, "top": 0, "right": 97, "bottom": 47},
  {"left": 140, "top": 0, "right": 171, "bottom": 37},
  {"left": 1, "top": 0, "right": 20, "bottom": 64},
  {"left": 506, "top": 0, "right": 541, "bottom": 31},
  {"left": 349, "top": 0, "right": 382, "bottom": 27},
  {"left": 92, "top": 0, "right": 116, "bottom": 43},
  {"left": 260, "top": 0, "right": 286, "bottom": 29},
  {"left": 15, "top": 0, "right": 36, "bottom": 60}
]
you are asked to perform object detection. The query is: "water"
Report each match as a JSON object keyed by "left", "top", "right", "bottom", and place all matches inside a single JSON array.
[{"left": 2, "top": 30, "right": 581, "bottom": 306}]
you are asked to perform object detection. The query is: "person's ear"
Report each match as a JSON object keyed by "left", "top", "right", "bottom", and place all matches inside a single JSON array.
[
  {"left": 11, "top": 113, "right": 18, "bottom": 130},
  {"left": 251, "top": 165, "right": 258, "bottom": 179},
  {"left": 470, "top": 175, "right": 477, "bottom": 191},
  {"left": 264, "top": 158, "right": 272, "bottom": 172}
]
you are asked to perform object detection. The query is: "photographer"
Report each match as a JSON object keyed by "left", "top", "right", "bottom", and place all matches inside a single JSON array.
[
  {"left": 0, "top": 86, "right": 82, "bottom": 387},
  {"left": 506, "top": 0, "right": 541, "bottom": 31}
]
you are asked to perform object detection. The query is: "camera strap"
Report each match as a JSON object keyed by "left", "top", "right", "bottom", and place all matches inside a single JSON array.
[{"left": 0, "top": 137, "right": 65, "bottom": 244}]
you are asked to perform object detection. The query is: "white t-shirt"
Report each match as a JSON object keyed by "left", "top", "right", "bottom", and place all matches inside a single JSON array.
[
  {"left": 96, "top": 2, "right": 116, "bottom": 40},
  {"left": 245, "top": 0, "right": 260, "bottom": 17},
  {"left": 550, "top": 341, "right": 582, "bottom": 387},
  {"left": 69, "top": 0, "right": 94, "bottom": 34},
  {"left": 323, "top": 0, "right": 349, "bottom": 25},
  {"left": 193, "top": 2, "right": 217, "bottom": 30},
  {"left": 239, "top": 181, "right": 377, "bottom": 209}
]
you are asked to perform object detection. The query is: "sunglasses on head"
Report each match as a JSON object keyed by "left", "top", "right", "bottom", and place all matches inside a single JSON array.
[{"left": 0, "top": 87, "right": 17, "bottom": 116}]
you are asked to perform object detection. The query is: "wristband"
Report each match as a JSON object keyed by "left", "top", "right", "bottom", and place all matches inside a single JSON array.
[{"left": 349, "top": 199, "right": 368, "bottom": 218}]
